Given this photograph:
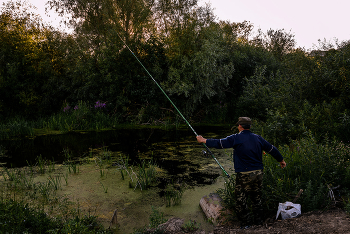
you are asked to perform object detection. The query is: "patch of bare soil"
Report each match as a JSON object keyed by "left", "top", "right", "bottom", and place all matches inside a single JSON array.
[{"left": 214, "top": 208, "right": 350, "bottom": 234}]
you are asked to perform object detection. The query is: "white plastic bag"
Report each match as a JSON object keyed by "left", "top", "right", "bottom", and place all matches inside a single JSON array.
[{"left": 276, "top": 201, "right": 301, "bottom": 220}]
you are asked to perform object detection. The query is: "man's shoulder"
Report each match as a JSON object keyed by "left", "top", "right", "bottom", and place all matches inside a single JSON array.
[
  {"left": 247, "top": 131, "right": 268, "bottom": 141},
  {"left": 226, "top": 133, "right": 239, "bottom": 138},
  {"left": 252, "top": 133, "right": 272, "bottom": 145},
  {"left": 227, "top": 131, "right": 261, "bottom": 139},
  {"left": 242, "top": 130, "right": 259, "bottom": 136}
]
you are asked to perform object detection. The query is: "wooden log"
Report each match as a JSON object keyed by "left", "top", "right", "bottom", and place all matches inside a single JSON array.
[
  {"left": 199, "top": 193, "right": 231, "bottom": 225},
  {"left": 109, "top": 209, "right": 118, "bottom": 228}
]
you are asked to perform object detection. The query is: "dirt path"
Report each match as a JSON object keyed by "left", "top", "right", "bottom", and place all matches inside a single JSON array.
[{"left": 214, "top": 208, "right": 350, "bottom": 234}]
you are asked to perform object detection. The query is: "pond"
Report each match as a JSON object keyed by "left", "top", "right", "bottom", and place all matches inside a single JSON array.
[{"left": 0, "top": 125, "right": 236, "bottom": 233}]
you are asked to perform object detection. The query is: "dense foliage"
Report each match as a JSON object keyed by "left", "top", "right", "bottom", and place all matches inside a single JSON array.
[
  {"left": 1, "top": 0, "right": 349, "bottom": 144},
  {"left": 0, "top": 199, "right": 111, "bottom": 233}
]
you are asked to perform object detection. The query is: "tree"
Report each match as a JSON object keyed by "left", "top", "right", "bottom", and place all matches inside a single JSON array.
[
  {"left": 157, "top": 3, "right": 234, "bottom": 115},
  {"left": 253, "top": 28, "right": 296, "bottom": 60},
  {"left": 48, "top": 0, "right": 156, "bottom": 48},
  {"left": 219, "top": 20, "right": 254, "bottom": 44},
  {"left": 0, "top": 0, "right": 52, "bottom": 117},
  {"left": 218, "top": 21, "right": 279, "bottom": 121}
]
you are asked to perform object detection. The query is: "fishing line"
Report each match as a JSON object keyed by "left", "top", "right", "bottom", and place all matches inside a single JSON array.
[{"left": 116, "top": 33, "right": 230, "bottom": 178}]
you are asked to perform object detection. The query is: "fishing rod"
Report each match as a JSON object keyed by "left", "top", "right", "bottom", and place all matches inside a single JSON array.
[{"left": 116, "top": 33, "right": 230, "bottom": 178}]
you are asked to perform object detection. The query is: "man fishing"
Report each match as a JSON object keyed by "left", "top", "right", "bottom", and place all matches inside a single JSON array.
[
  {"left": 118, "top": 32, "right": 285, "bottom": 228},
  {"left": 196, "top": 117, "right": 286, "bottom": 228}
]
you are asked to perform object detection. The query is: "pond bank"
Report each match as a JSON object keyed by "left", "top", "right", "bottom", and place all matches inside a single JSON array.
[{"left": 0, "top": 125, "right": 236, "bottom": 233}]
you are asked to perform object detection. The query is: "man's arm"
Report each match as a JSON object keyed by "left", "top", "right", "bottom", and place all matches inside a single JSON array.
[
  {"left": 262, "top": 138, "right": 286, "bottom": 168},
  {"left": 266, "top": 145, "right": 287, "bottom": 168},
  {"left": 197, "top": 135, "right": 236, "bottom": 149}
]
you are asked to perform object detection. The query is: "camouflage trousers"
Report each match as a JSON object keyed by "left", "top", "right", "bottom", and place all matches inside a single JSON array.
[{"left": 235, "top": 169, "right": 264, "bottom": 226}]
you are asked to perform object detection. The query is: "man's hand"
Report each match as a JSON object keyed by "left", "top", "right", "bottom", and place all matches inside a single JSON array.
[
  {"left": 279, "top": 160, "right": 287, "bottom": 168},
  {"left": 196, "top": 135, "right": 207, "bottom": 144}
]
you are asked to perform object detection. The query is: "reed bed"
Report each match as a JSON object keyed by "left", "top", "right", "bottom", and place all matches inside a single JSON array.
[{"left": 0, "top": 118, "right": 34, "bottom": 140}]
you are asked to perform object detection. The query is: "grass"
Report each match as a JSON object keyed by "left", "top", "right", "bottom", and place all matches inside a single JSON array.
[
  {"left": 118, "top": 155, "right": 130, "bottom": 181},
  {"left": 100, "top": 181, "right": 108, "bottom": 193},
  {"left": 37, "top": 181, "right": 55, "bottom": 201},
  {"left": 164, "top": 181, "right": 186, "bottom": 207},
  {"left": 48, "top": 157, "right": 56, "bottom": 173},
  {"left": 0, "top": 101, "right": 122, "bottom": 139},
  {"left": 0, "top": 117, "right": 34, "bottom": 140},
  {"left": 39, "top": 101, "right": 122, "bottom": 132},
  {"left": 132, "top": 206, "right": 168, "bottom": 234},
  {"left": 96, "top": 157, "right": 106, "bottom": 178},
  {"left": 64, "top": 148, "right": 80, "bottom": 174},
  {"left": 37, "top": 155, "right": 46, "bottom": 174},
  {"left": 94, "top": 146, "right": 113, "bottom": 178},
  {"left": 344, "top": 198, "right": 350, "bottom": 215},
  {"left": 19, "top": 170, "right": 35, "bottom": 190},
  {"left": 115, "top": 156, "right": 158, "bottom": 191},
  {"left": 149, "top": 206, "right": 167, "bottom": 228},
  {"left": 0, "top": 145, "right": 5, "bottom": 157},
  {"left": 0, "top": 102, "right": 188, "bottom": 140},
  {"left": 48, "top": 174, "right": 62, "bottom": 191},
  {"left": 2, "top": 167, "right": 17, "bottom": 182},
  {"left": 0, "top": 199, "right": 112, "bottom": 234},
  {"left": 136, "top": 160, "right": 157, "bottom": 190},
  {"left": 182, "top": 219, "right": 201, "bottom": 232}
]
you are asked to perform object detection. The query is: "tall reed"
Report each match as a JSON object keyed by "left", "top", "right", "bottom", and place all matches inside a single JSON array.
[
  {"left": 136, "top": 160, "right": 157, "bottom": 190},
  {"left": 0, "top": 118, "right": 34, "bottom": 140},
  {"left": 36, "top": 155, "right": 46, "bottom": 174},
  {"left": 40, "top": 100, "right": 121, "bottom": 132},
  {"left": 63, "top": 148, "right": 79, "bottom": 174},
  {"left": 164, "top": 182, "right": 186, "bottom": 207}
]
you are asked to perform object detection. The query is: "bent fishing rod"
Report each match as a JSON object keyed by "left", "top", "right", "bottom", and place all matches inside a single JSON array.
[{"left": 116, "top": 33, "right": 230, "bottom": 178}]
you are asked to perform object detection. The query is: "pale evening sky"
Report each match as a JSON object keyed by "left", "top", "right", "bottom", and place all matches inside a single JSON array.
[
  {"left": 200, "top": 0, "right": 350, "bottom": 50},
  {"left": 1, "top": 0, "right": 349, "bottom": 50}
]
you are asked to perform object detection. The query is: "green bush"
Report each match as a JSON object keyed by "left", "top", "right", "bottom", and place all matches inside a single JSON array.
[
  {"left": 0, "top": 199, "right": 55, "bottom": 233},
  {"left": 263, "top": 134, "right": 350, "bottom": 214}
]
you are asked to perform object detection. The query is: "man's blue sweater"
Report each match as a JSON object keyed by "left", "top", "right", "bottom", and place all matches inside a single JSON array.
[{"left": 206, "top": 130, "right": 283, "bottom": 173}]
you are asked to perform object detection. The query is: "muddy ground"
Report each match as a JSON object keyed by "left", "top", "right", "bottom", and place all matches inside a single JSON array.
[
  {"left": 211, "top": 208, "right": 350, "bottom": 234},
  {"left": 155, "top": 208, "right": 350, "bottom": 233}
]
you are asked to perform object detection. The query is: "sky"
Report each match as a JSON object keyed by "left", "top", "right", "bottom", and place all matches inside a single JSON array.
[
  {"left": 200, "top": 0, "right": 350, "bottom": 50},
  {"left": 0, "top": 0, "right": 71, "bottom": 32},
  {"left": 1, "top": 0, "right": 349, "bottom": 50}
]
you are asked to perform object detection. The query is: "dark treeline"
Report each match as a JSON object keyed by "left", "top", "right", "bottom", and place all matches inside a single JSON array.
[{"left": 1, "top": 0, "right": 350, "bottom": 144}]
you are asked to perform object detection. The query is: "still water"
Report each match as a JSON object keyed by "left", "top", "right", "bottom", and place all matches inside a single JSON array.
[{"left": 0, "top": 125, "right": 235, "bottom": 184}]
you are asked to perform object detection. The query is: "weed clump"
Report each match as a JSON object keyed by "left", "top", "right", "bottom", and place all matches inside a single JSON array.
[{"left": 0, "top": 199, "right": 111, "bottom": 234}]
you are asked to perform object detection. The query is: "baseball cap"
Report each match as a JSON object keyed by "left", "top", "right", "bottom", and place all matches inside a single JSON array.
[{"left": 235, "top": 117, "right": 252, "bottom": 126}]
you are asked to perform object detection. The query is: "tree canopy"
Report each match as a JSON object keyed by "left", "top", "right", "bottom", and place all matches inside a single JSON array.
[{"left": 1, "top": 0, "right": 349, "bottom": 144}]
